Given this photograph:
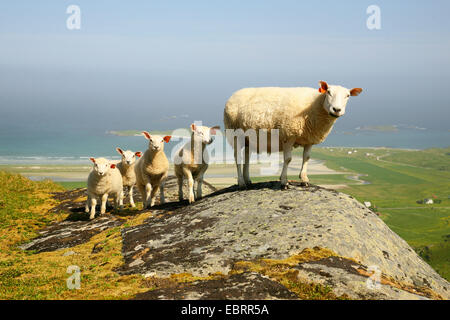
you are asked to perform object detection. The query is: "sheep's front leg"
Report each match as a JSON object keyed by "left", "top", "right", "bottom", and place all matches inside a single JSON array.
[
  {"left": 144, "top": 183, "right": 152, "bottom": 209},
  {"left": 85, "top": 194, "right": 91, "bottom": 213},
  {"left": 129, "top": 185, "right": 135, "bottom": 208},
  {"left": 299, "top": 144, "right": 312, "bottom": 186},
  {"left": 89, "top": 196, "right": 97, "bottom": 220},
  {"left": 196, "top": 168, "right": 207, "bottom": 200},
  {"left": 100, "top": 193, "right": 109, "bottom": 214},
  {"left": 183, "top": 169, "right": 195, "bottom": 203},
  {"left": 159, "top": 175, "right": 167, "bottom": 205},
  {"left": 243, "top": 145, "right": 252, "bottom": 186},
  {"left": 280, "top": 140, "right": 294, "bottom": 189}
]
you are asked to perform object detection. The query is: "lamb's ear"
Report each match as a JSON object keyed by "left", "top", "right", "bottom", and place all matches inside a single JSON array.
[
  {"left": 116, "top": 147, "right": 124, "bottom": 155},
  {"left": 110, "top": 163, "right": 116, "bottom": 169},
  {"left": 135, "top": 151, "right": 142, "bottom": 158},
  {"left": 210, "top": 126, "right": 220, "bottom": 135},
  {"left": 190, "top": 123, "right": 197, "bottom": 132},
  {"left": 318, "top": 81, "right": 328, "bottom": 93},
  {"left": 89, "top": 157, "right": 96, "bottom": 163},
  {"left": 142, "top": 131, "right": 151, "bottom": 140},
  {"left": 350, "top": 88, "right": 363, "bottom": 96},
  {"left": 163, "top": 136, "right": 171, "bottom": 143}
]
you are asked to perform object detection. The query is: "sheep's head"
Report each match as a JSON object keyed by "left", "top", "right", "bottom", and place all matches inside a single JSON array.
[
  {"left": 89, "top": 157, "right": 115, "bottom": 176},
  {"left": 191, "top": 123, "right": 220, "bottom": 145},
  {"left": 116, "top": 147, "right": 142, "bottom": 166},
  {"left": 142, "top": 131, "right": 171, "bottom": 152},
  {"left": 319, "top": 81, "right": 362, "bottom": 118}
]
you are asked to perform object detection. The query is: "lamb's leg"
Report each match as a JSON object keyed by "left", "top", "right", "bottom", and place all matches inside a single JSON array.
[
  {"left": 196, "top": 168, "right": 207, "bottom": 200},
  {"left": 280, "top": 140, "right": 294, "bottom": 189},
  {"left": 118, "top": 190, "right": 124, "bottom": 210},
  {"left": 89, "top": 196, "right": 97, "bottom": 220},
  {"left": 100, "top": 193, "right": 108, "bottom": 214},
  {"left": 243, "top": 145, "right": 252, "bottom": 186},
  {"left": 299, "top": 144, "right": 312, "bottom": 186},
  {"left": 159, "top": 175, "right": 167, "bottom": 205},
  {"left": 183, "top": 168, "right": 195, "bottom": 203},
  {"left": 177, "top": 175, "right": 184, "bottom": 202},
  {"left": 136, "top": 183, "right": 146, "bottom": 209},
  {"left": 85, "top": 194, "right": 91, "bottom": 213},
  {"left": 129, "top": 185, "right": 135, "bottom": 208},
  {"left": 234, "top": 140, "right": 246, "bottom": 188},
  {"left": 145, "top": 183, "right": 152, "bottom": 209},
  {"left": 150, "top": 183, "right": 159, "bottom": 207}
]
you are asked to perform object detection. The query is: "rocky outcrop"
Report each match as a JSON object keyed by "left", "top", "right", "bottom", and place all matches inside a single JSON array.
[{"left": 20, "top": 177, "right": 449, "bottom": 299}]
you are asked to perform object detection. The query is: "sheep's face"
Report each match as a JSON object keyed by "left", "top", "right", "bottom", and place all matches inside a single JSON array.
[
  {"left": 116, "top": 148, "right": 142, "bottom": 165},
  {"left": 319, "top": 81, "right": 362, "bottom": 118},
  {"left": 191, "top": 124, "right": 220, "bottom": 145},
  {"left": 142, "top": 132, "right": 171, "bottom": 152},
  {"left": 90, "top": 157, "right": 115, "bottom": 176}
]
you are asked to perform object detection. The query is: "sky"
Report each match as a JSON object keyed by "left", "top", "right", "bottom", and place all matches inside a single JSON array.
[{"left": 0, "top": 0, "right": 449, "bottom": 135}]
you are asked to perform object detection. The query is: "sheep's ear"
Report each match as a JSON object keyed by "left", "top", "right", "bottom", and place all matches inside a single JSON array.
[
  {"left": 135, "top": 151, "right": 142, "bottom": 158},
  {"left": 210, "top": 126, "right": 220, "bottom": 135},
  {"left": 89, "top": 157, "right": 96, "bottom": 163},
  {"left": 142, "top": 131, "right": 151, "bottom": 140},
  {"left": 163, "top": 136, "right": 171, "bottom": 143},
  {"left": 318, "top": 81, "right": 328, "bottom": 93},
  {"left": 110, "top": 163, "right": 116, "bottom": 169},
  {"left": 350, "top": 88, "right": 363, "bottom": 96},
  {"left": 116, "top": 147, "right": 124, "bottom": 155},
  {"left": 190, "top": 123, "right": 197, "bottom": 132}
]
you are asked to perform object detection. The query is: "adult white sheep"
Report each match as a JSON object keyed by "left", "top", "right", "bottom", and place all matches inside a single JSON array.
[
  {"left": 116, "top": 148, "right": 142, "bottom": 208},
  {"left": 223, "top": 81, "right": 362, "bottom": 189},
  {"left": 85, "top": 157, "right": 124, "bottom": 220}
]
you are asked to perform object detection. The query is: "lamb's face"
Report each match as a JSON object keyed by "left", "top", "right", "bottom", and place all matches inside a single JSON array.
[
  {"left": 319, "top": 81, "right": 362, "bottom": 118},
  {"left": 116, "top": 148, "right": 142, "bottom": 165},
  {"left": 191, "top": 124, "right": 220, "bottom": 145},
  {"left": 142, "top": 132, "right": 171, "bottom": 152},
  {"left": 90, "top": 157, "right": 115, "bottom": 176}
]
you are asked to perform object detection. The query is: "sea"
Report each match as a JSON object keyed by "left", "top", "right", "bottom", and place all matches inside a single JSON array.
[{"left": 0, "top": 126, "right": 448, "bottom": 165}]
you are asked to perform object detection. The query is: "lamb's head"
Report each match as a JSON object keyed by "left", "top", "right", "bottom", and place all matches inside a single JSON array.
[
  {"left": 89, "top": 157, "right": 115, "bottom": 176},
  {"left": 319, "top": 81, "right": 362, "bottom": 118},
  {"left": 191, "top": 123, "right": 220, "bottom": 145},
  {"left": 142, "top": 131, "right": 171, "bottom": 152},
  {"left": 116, "top": 147, "right": 142, "bottom": 166}
]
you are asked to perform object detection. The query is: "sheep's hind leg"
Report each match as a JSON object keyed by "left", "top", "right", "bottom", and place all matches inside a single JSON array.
[
  {"left": 280, "top": 140, "right": 294, "bottom": 190},
  {"left": 177, "top": 175, "right": 184, "bottom": 202},
  {"left": 299, "top": 144, "right": 312, "bottom": 187},
  {"left": 243, "top": 145, "right": 252, "bottom": 187}
]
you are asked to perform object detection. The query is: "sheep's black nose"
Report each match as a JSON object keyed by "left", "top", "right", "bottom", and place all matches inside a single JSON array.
[{"left": 332, "top": 107, "right": 341, "bottom": 113}]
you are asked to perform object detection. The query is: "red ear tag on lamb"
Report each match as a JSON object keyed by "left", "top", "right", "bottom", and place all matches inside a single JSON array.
[
  {"left": 163, "top": 136, "right": 171, "bottom": 143},
  {"left": 135, "top": 152, "right": 142, "bottom": 158},
  {"left": 110, "top": 164, "right": 116, "bottom": 169}
]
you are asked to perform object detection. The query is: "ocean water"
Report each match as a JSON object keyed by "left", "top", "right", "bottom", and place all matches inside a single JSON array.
[{"left": 0, "top": 127, "right": 448, "bottom": 165}]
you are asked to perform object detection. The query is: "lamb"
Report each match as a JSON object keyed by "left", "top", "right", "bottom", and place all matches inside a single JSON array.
[
  {"left": 223, "top": 81, "right": 362, "bottom": 189},
  {"left": 134, "top": 132, "right": 171, "bottom": 209},
  {"left": 115, "top": 148, "right": 142, "bottom": 207},
  {"left": 174, "top": 124, "right": 220, "bottom": 203},
  {"left": 85, "top": 157, "right": 124, "bottom": 220}
]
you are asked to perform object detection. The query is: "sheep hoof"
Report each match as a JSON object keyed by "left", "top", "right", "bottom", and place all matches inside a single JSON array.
[
  {"left": 300, "top": 181, "right": 309, "bottom": 187},
  {"left": 281, "top": 183, "right": 290, "bottom": 190}
]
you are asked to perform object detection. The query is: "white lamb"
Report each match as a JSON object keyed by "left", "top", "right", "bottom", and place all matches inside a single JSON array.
[
  {"left": 223, "top": 81, "right": 362, "bottom": 189},
  {"left": 174, "top": 124, "right": 220, "bottom": 203},
  {"left": 85, "top": 157, "right": 124, "bottom": 220},
  {"left": 134, "top": 132, "right": 171, "bottom": 209},
  {"left": 116, "top": 147, "right": 142, "bottom": 208}
]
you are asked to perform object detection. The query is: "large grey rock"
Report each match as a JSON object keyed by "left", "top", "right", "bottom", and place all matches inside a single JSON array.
[{"left": 118, "top": 181, "right": 449, "bottom": 299}]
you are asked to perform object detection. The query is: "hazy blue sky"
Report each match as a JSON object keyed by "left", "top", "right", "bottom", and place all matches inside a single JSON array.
[{"left": 0, "top": 0, "right": 449, "bottom": 134}]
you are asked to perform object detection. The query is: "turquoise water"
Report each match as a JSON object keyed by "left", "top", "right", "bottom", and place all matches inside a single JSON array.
[{"left": 0, "top": 127, "right": 448, "bottom": 165}]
